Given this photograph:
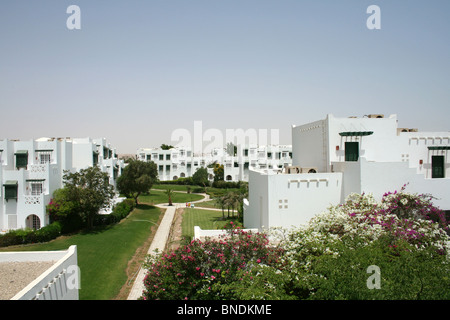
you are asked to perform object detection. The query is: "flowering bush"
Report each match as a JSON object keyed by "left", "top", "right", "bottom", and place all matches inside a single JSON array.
[
  {"left": 141, "top": 228, "right": 285, "bottom": 300},
  {"left": 141, "top": 188, "right": 450, "bottom": 300},
  {"left": 278, "top": 188, "right": 450, "bottom": 299}
]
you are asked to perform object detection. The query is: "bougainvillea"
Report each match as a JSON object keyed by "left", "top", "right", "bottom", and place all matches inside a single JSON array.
[{"left": 277, "top": 188, "right": 450, "bottom": 297}]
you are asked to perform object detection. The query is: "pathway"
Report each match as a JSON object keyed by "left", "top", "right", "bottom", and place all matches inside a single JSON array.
[{"left": 126, "top": 193, "right": 210, "bottom": 300}]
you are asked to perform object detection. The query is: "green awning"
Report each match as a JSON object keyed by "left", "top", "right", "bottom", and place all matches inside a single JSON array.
[
  {"left": 339, "top": 131, "right": 374, "bottom": 137},
  {"left": 3, "top": 180, "right": 18, "bottom": 186},
  {"left": 14, "top": 150, "right": 28, "bottom": 155},
  {"left": 428, "top": 146, "right": 450, "bottom": 151}
]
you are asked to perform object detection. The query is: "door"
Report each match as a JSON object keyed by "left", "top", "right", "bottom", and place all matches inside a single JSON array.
[
  {"left": 345, "top": 142, "right": 359, "bottom": 162},
  {"left": 432, "top": 155, "right": 445, "bottom": 178}
]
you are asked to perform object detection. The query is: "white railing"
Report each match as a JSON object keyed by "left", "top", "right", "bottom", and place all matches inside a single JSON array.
[{"left": 1, "top": 245, "right": 79, "bottom": 300}]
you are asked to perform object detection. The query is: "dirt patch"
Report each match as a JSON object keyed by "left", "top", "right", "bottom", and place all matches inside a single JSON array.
[
  {"left": 113, "top": 206, "right": 165, "bottom": 300},
  {"left": 166, "top": 207, "right": 185, "bottom": 252}
]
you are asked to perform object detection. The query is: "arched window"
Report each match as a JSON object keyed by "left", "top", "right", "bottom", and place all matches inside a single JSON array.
[{"left": 26, "top": 214, "right": 41, "bottom": 230}]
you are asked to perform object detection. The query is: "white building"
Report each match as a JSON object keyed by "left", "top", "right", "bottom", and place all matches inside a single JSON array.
[
  {"left": 136, "top": 145, "right": 292, "bottom": 182},
  {"left": 1, "top": 137, "right": 124, "bottom": 232},
  {"left": 244, "top": 114, "right": 450, "bottom": 230}
]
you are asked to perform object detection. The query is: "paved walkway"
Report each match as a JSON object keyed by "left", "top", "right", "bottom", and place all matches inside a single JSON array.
[{"left": 126, "top": 193, "right": 210, "bottom": 300}]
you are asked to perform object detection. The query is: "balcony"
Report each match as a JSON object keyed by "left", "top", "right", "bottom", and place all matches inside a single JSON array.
[{"left": 1, "top": 245, "right": 79, "bottom": 300}]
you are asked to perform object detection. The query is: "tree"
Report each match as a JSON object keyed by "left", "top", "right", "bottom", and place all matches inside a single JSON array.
[
  {"left": 116, "top": 159, "right": 158, "bottom": 205},
  {"left": 47, "top": 187, "right": 83, "bottom": 233},
  {"left": 215, "top": 196, "right": 226, "bottom": 220},
  {"left": 62, "top": 166, "right": 115, "bottom": 229},
  {"left": 160, "top": 144, "right": 174, "bottom": 150},
  {"left": 165, "top": 188, "right": 174, "bottom": 206},
  {"left": 192, "top": 167, "right": 209, "bottom": 191},
  {"left": 213, "top": 163, "right": 224, "bottom": 182}
]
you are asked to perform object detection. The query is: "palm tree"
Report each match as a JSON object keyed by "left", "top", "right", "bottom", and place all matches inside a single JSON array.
[
  {"left": 165, "top": 188, "right": 174, "bottom": 206},
  {"left": 215, "top": 196, "right": 226, "bottom": 220}
]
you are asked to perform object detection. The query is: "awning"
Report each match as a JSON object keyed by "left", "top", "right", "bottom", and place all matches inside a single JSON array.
[
  {"left": 3, "top": 180, "right": 18, "bottom": 186},
  {"left": 428, "top": 146, "right": 450, "bottom": 151},
  {"left": 14, "top": 150, "right": 28, "bottom": 155},
  {"left": 339, "top": 131, "right": 374, "bottom": 137}
]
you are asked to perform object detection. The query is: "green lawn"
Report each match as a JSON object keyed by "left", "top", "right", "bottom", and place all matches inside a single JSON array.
[
  {"left": 181, "top": 208, "right": 229, "bottom": 239},
  {"left": 139, "top": 189, "right": 204, "bottom": 205},
  {"left": 194, "top": 199, "right": 219, "bottom": 209},
  {"left": 0, "top": 204, "right": 163, "bottom": 300}
]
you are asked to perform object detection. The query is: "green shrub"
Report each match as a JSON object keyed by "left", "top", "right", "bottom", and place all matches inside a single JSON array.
[
  {"left": 0, "top": 222, "right": 61, "bottom": 247},
  {"left": 35, "top": 222, "right": 62, "bottom": 243}
]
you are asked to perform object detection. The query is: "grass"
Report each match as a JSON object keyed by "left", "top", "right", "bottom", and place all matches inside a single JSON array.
[
  {"left": 194, "top": 199, "right": 219, "bottom": 209},
  {"left": 181, "top": 208, "right": 243, "bottom": 240},
  {"left": 0, "top": 204, "right": 163, "bottom": 300},
  {"left": 153, "top": 184, "right": 240, "bottom": 198},
  {"left": 139, "top": 189, "right": 204, "bottom": 205}
]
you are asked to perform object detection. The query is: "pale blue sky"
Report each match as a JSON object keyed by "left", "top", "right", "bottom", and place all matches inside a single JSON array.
[{"left": 1, "top": 0, "right": 449, "bottom": 154}]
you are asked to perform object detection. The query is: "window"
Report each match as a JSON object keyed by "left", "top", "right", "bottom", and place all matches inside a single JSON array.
[
  {"left": 4, "top": 181, "right": 18, "bottom": 201},
  {"left": 159, "top": 154, "right": 164, "bottom": 161},
  {"left": 166, "top": 154, "right": 171, "bottom": 161},
  {"left": 432, "top": 156, "right": 445, "bottom": 178},
  {"left": 35, "top": 150, "right": 53, "bottom": 164},
  {"left": 31, "top": 182, "right": 43, "bottom": 195},
  {"left": 345, "top": 142, "right": 359, "bottom": 162},
  {"left": 146, "top": 154, "right": 151, "bottom": 161},
  {"left": 15, "top": 150, "right": 28, "bottom": 169},
  {"left": 93, "top": 152, "right": 99, "bottom": 166}
]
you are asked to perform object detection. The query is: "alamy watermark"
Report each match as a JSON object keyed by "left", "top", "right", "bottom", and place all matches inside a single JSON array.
[
  {"left": 66, "top": 5, "right": 381, "bottom": 31},
  {"left": 170, "top": 120, "right": 280, "bottom": 157},
  {"left": 366, "top": 265, "right": 381, "bottom": 290},
  {"left": 66, "top": 265, "right": 81, "bottom": 290},
  {"left": 367, "top": 5, "right": 381, "bottom": 30}
]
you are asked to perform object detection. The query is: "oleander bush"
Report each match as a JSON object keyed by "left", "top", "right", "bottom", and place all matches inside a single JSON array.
[{"left": 141, "top": 228, "right": 285, "bottom": 300}]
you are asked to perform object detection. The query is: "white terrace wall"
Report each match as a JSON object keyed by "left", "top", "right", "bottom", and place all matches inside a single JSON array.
[
  {"left": 1, "top": 245, "right": 79, "bottom": 300},
  {"left": 244, "top": 170, "right": 343, "bottom": 230},
  {"left": 335, "top": 158, "right": 450, "bottom": 210}
]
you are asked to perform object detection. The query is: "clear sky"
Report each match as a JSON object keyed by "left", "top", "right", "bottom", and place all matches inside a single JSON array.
[{"left": 1, "top": 0, "right": 449, "bottom": 154}]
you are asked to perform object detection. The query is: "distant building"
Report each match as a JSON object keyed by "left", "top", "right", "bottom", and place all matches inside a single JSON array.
[
  {"left": 244, "top": 114, "right": 450, "bottom": 230},
  {"left": 136, "top": 145, "right": 292, "bottom": 182},
  {"left": 0, "top": 137, "right": 124, "bottom": 232}
]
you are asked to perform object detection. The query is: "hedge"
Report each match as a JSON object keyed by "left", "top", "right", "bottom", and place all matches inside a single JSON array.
[
  {"left": 0, "top": 199, "right": 136, "bottom": 248},
  {"left": 0, "top": 222, "right": 62, "bottom": 248}
]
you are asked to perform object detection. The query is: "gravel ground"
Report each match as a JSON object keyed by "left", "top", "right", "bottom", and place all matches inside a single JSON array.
[{"left": 0, "top": 261, "right": 56, "bottom": 300}]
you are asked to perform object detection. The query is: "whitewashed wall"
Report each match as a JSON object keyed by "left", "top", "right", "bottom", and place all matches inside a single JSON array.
[
  {"left": 1, "top": 245, "right": 79, "bottom": 300},
  {"left": 244, "top": 170, "right": 343, "bottom": 230}
]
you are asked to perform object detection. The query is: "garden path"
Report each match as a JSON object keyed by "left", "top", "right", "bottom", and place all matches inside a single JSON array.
[{"left": 126, "top": 193, "right": 210, "bottom": 300}]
